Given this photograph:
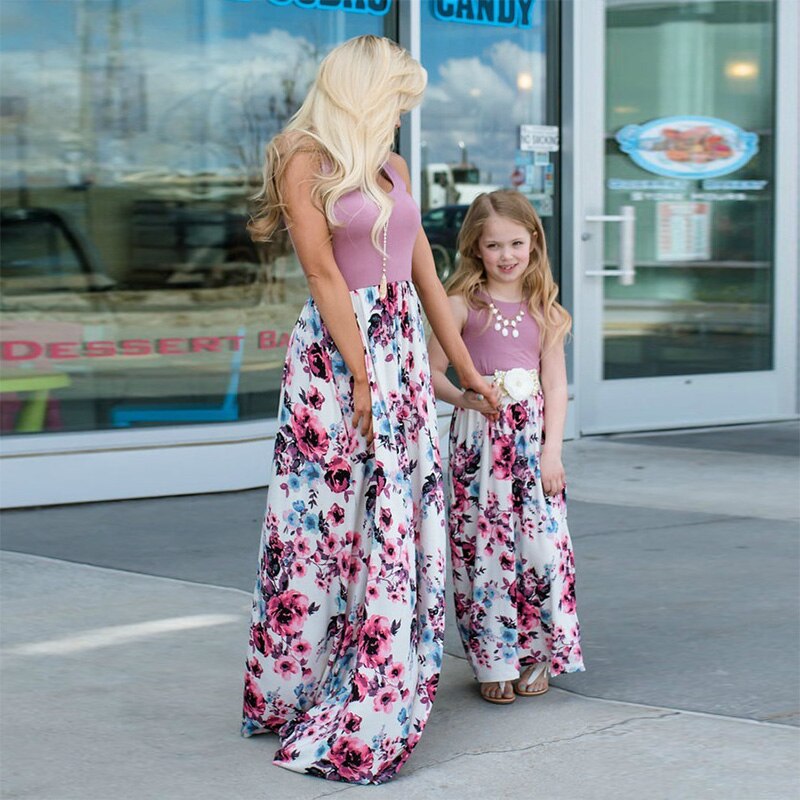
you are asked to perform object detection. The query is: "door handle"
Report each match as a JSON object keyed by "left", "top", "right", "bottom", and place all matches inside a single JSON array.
[{"left": 584, "top": 205, "right": 636, "bottom": 285}]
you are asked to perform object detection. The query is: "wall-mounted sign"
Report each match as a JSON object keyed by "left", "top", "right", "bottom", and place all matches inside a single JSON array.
[
  {"left": 431, "top": 0, "right": 535, "bottom": 28},
  {"left": 656, "top": 202, "right": 711, "bottom": 262},
  {"left": 520, "top": 124, "right": 559, "bottom": 152},
  {"left": 616, "top": 116, "right": 759, "bottom": 179},
  {"left": 266, "top": 0, "right": 391, "bottom": 14}
]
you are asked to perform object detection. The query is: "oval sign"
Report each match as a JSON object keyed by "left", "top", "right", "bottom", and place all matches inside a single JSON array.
[{"left": 615, "top": 115, "right": 759, "bottom": 179}]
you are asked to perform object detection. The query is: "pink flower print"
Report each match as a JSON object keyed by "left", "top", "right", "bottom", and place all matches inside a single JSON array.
[
  {"left": 492, "top": 435, "right": 515, "bottom": 479},
  {"left": 384, "top": 539, "right": 400, "bottom": 562},
  {"left": 379, "top": 507, "right": 393, "bottom": 531},
  {"left": 386, "top": 661, "right": 405, "bottom": 684},
  {"left": 561, "top": 579, "right": 577, "bottom": 614},
  {"left": 366, "top": 585, "right": 380, "bottom": 601},
  {"left": 291, "top": 405, "right": 330, "bottom": 461},
  {"left": 476, "top": 515, "right": 491, "bottom": 539},
  {"left": 504, "top": 402, "right": 529, "bottom": 430},
  {"left": 324, "top": 457, "right": 351, "bottom": 494},
  {"left": 267, "top": 590, "right": 310, "bottom": 637},
  {"left": 347, "top": 556, "right": 362, "bottom": 583},
  {"left": 352, "top": 671, "right": 369, "bottom": 701},
  {"left": 292, "top": 639, "right": 312, "bottom": 659},
  {"left": 306, "top": 385, "right": 325, "bottom": 409},
  {"left": 320, "top": 532, "right": 339, "bottom": 556},
  {"left": 290, "top": 561, "right": 307, "bottom": 578},
  {"left": 343, "top": 712, "right": 362, "bottom": 733},
  {"left": 274, "top": 655, "right": 299, "bottom": 680},
  {"left": 305, "top": 342, "right": 332, "bottom": 380},
  {"left": 500, "top": 551, "right": 515, "bottom": 571},
  {"left": 328, "top": 735, "right": 374, "bottom": 782},
  {"left": 243, "top": 673, "right": 266, "bottom": 718},
  {"left": 373, "top": 686, "right": 399, "bottom": 713},
  {"left": 246, "top": 656, "right": 263, "bottom": 678},
  {"left": 326, "top": 503, "right": 345, "bottom": 526},
  {"left": 251, "top": 623, "right": 270, "bottom": 655},
  {"left": 360, "top": 614, "right": 394, "bottom": 668},
  {"left": 294, "top": 536, "right": 311, "bottom": 558}
]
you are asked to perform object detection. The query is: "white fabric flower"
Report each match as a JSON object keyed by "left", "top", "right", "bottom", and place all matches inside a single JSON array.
[{"left": 501, "top": 368, "right": 537, "bottom": 401}]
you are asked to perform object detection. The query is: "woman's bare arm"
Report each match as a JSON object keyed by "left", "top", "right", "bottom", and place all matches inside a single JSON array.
[
  {"left": 389, "top": 154, "right": 498, "bottom": 405},
  {"left": 281, "top": 150, "right": 373, "bottom": 440}
]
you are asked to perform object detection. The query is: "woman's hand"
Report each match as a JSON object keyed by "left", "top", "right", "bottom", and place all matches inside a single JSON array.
[
  {"left": 352, "top": 376, "right": 374, "bottom": 444},
  {"left": 460, "top": 388, "right": 499, "bottom": 418},
  {"left": 540, "top": 448, "right": 565, "bottom": 496}
]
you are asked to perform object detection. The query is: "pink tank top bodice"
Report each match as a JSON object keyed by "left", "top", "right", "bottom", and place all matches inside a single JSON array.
[
  {"left": 330, "top": 161, "right": 421, "bottom": 291},
  {"left": 461, "top": 294, "right": 541, "bottom": 375}
]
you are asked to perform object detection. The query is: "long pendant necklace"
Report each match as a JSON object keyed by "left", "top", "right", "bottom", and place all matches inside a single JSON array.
[
  {"left": 378, "top": 220, "right": 389, "bottom": 300},
  {"left": 488, "top": 298, "right": 525, "bottom": 338}
]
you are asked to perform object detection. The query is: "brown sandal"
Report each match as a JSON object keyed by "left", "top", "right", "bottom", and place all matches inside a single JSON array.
[
  {"left": 515, "top": 663, "right": 549, "bottom": 697},
  {"left": 480, "top": 680, "right": 516, "bottom": 705}
]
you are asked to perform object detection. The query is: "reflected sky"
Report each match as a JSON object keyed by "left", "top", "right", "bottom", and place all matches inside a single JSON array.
[{"left": 0, "top": 0, "right": 549, "bottom": 186}]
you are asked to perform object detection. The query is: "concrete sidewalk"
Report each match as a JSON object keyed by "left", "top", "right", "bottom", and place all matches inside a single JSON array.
[
  {"left": 1, "top": 552, "right": 795, "bottom": 800},
  {"left": 1, "top": 421, "right": 798, "bottom": 798}
]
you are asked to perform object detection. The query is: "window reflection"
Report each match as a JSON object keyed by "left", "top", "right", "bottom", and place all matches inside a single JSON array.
[{"left": 0, "top": 1, "right": 385, "bottom": 435}]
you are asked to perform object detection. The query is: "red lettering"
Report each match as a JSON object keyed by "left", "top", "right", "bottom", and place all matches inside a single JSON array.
[
  {"left": 0, "top": 341, "right": 43, "bottom": 361},
  {"left": 190, "top": 337, "right": 221, "bottom": 353},
  {"left": 156, "top": 338, "right": 186, "bottom": 355},
  {"left": 221, "top": 335, "right": 245, "bottom": 351},
  {"left": 258, "top": 330, "right": 277, "bottom": 350},
  {"left": 120, "top": 339, "right": 151, "bottom": 356},
  {"left": 85, "top": 341, "right": 117, "bottom": 357},
  {"left": 278, "top": 333, "right": 290, "bottom": 348},
  {"left": 47, "top": 342, "right": 80, "bottom": 360}
]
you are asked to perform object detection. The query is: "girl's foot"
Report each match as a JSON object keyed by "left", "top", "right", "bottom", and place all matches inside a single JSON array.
[
  {"left": 480, "top": 680, "right": 516, "bottom": 705},
  {"left": 515, "top": 663, "right": 549, "bottom": 697}
]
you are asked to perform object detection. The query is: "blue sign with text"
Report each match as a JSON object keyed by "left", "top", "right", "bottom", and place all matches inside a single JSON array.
[
  {"left": 431, "top": 0, "right": 536, "bottom": 28},
  {"left": 265, "top": 0, "right": 390, "bottom": 14}
]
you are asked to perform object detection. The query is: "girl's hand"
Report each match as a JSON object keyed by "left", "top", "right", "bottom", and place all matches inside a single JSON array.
[
  {"left": 459, "top": 372, "right": 500, "bottom": 420},
  {"left": 540, "top": 449, "right": 565, "bottom": 496},
  {"left": 352, "top": 376, "right": 374, "bottom": 444},
  {"left": 460, "top": 388, "right": 498, "bottom": 418},
  {"left": 459, "top": 371, "right": 501, "bottom": 410}
]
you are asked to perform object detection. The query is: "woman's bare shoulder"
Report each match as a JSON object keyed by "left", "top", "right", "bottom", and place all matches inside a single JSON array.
[{"left": 387, "top": 152, "right": 411, "bottom": 190}]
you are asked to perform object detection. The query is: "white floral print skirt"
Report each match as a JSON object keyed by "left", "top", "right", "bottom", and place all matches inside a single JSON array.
[
  {"left": 241, "top": 281, "right": 446, "bottom": 785},
  {"left": 447, "top": 385, "right": 584, "bottom": 682}
]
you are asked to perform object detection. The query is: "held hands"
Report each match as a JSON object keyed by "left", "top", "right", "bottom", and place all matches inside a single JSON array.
[
  {"left": 458, "top": 370, "right": 501, "bottom": 420},
  {"left": 352, "top": 376, "right": 374, "bottom": 445},
  {"left": 540, "top": 447, "right": 566, "bottom": 496}
]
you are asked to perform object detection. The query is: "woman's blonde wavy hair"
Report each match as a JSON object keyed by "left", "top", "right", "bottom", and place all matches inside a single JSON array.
[
  {"left": 248, "top": 35, "right": 426, "bottom": 254},
  {"left": 447, "top": 190, "right": 572, "bottom": 349}
]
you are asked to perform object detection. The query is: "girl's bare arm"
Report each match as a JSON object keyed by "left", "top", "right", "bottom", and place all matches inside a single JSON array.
[{"left": 539, "top": 337, "right": 568, "bottom": 494}]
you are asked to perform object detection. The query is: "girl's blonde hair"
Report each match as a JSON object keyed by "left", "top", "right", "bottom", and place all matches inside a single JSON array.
[
  {"left": 248, "top": 35, "right": 426, "bottom": 254},
  {"left": 447, "top": 190, "right": 572, "bottom": 349}
]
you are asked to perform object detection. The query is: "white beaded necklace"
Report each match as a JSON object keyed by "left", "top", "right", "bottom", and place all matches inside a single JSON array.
[
  {"left": 378, "top": 219, "right": 388, "bottom": 300},
  {"left": 488, "top": 297, "right": 525, "bottom": 338}
]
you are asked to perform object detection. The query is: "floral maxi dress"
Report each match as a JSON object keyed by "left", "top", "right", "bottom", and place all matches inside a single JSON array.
[
  {"left": 241, "top": 162, "right": 446, "bottom": 785},
  {"left": 448, "top": 298, "right": 584, "bottom": 684}
]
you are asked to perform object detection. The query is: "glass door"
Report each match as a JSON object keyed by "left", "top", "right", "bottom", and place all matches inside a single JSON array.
[{"left": 575, "top": 0, "right": 785, "bottom": 433}]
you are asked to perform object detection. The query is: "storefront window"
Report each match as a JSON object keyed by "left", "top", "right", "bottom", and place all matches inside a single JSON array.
[
  {"left": 419, "top": 0, "right": 560, "bottom": 285},
  {"left": 0, "top": 1, "right": 388, "bottom": 435},
  {"left": 603, "top": 0, "right": 775, "bottom": 378}
]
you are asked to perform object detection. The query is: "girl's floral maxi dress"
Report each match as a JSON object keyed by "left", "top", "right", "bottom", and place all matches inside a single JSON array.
[
  {"left": 448, "top": 299, "right": 584, "bottom": 684},
  {"left": 241, "top": 162, "right": 446, "bottom": 785}
]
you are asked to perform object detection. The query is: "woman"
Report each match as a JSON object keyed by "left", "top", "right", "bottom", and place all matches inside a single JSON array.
[{"left": 240, "top": 35, "right": 497, "bottom": 785}]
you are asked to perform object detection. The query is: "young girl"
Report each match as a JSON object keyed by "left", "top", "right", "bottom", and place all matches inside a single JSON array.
[{"left": 428, "top": 190, "right": 584, "bottom": 704}]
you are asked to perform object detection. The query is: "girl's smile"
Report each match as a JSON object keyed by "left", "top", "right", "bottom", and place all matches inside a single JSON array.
[{"left": 477, "top": 214, "right": 532, "bottom": 295}]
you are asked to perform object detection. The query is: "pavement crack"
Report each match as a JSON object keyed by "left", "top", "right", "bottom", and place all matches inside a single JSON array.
[{"left": 401, "top": 711, "right": 680, "bottom": 777}]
